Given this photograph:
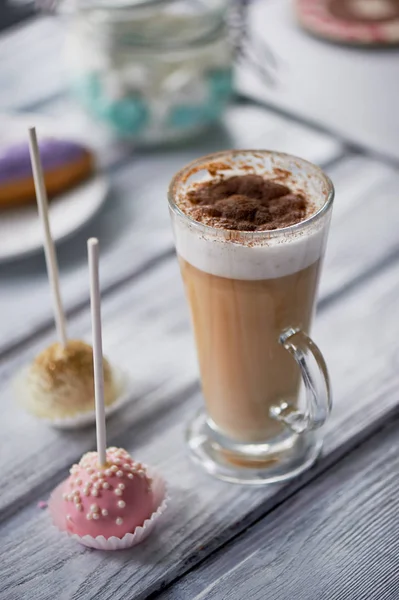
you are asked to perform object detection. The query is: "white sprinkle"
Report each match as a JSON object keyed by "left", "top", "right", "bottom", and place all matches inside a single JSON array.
[
  {"left": 76, "top": 504, "right": 83, "bottom": 512},
  {"left": 87, "top": 468, "right": 94, "bottom": 474},
  {"left": 105, "top": 469, "right": 112, "bottom": 477},
  {"left": 90, "top": 474, "right": 98, "bottom": 481},
  {"left": 118, "top": 483, "right": 125, "bottom": 490},
  {"left": 83, "top": 489, "right": 90, "bottom": 496},
  {"left": 90, "top": 504, "right": 99, "bottom": 512},
  {"left": 114, "top": 489, "right": 123, "bottom": 496},
  {"left": 109, "top": 446, "right": 117, "bottom": 452},
  {"left": 62, "top": 493, "right": 68, "bottom": 500},
  {"left": 76, "top": 478, "right": 82, "bottom": 485},
  {"left": 118, "top": 501, "right": 126, "bottom": 508},
  {"left": 93, "top": 482, "right": 101, "bottom": 490},
  {"left": 116, "top": 517, "right": 123, "bottom": 525},
  {"left": 74, "top": 496, "right": 81, "bottom": 504},
  {"left": 116, "top": 471, "right": 124, "bottom": 478},
  {"left": 114, "top": 458, "right": 121, "bottom": 465},
  {"left": 86, "top": 513, "right": 92, "bottom": 520},
  {"left": 97, "top": 472, "right": 103, "bottom": 478},
  {"left": 123, "top": 464, "right": 130, "bottom": 469},
  {"left": 91, "top": 489, "right": 99, "bottom": 497},
  {"left": 93, "top": 513, "right": 99, "bottom": 520},
  {"left": 127, "top": 473, "right": 134, "bottom": 479},
  {"left": 101, "top": 509, "right": 108, "bottom": 517},
  {"left": 138, "top": 471, "right": 145, "bottom": 478},
  {"left": 110, "top": 465, "right": 118, "bottom": 473},
  {"left": 102, "top": 482, "right": 110, "bottom": 489},
  {"left": 66, "top": 514, "right": 72, "bottom": 521}
]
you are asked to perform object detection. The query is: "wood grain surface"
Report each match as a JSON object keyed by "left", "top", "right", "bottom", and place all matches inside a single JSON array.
[
  {"left": 0, "top": 17, "right": 65, "bottom": 112},
  {"left": 0, "top": 14, "right": 398, "bottom": 600},
  {"left": 158, "top": 419, "right": 399, "bottom": 600},
  {"left": 1, "top": 253, "right": 399, "bottom": 599},
  {"left": 237, "top": 0, "right": 399, "bottom": 163}
]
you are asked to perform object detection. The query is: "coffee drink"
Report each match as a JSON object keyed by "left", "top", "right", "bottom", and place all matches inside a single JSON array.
[
  {"left": 169, "top": 151, "right": 333, "bottom": 483},
  {"left": 179, "top": 258, "right": 321, "bottom": 443}
]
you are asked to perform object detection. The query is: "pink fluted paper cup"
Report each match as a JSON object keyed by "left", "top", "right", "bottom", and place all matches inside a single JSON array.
[{"left": 49, "top": 470, "right": 168, "bottom": 550}]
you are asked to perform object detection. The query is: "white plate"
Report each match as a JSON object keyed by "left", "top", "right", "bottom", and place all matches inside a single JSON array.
[{"left": 0, "top": 114, "right": 109, "bottom": 263}]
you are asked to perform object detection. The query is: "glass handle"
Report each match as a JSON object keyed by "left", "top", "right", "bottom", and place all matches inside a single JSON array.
[{"left": 270, "top": 328, "right": 332, "bottom": 434}]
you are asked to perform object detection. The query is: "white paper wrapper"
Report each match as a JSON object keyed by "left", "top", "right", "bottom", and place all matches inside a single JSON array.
[
  {"left": 49, "top": 470, "right": 168, "bottom": 550},
  {"left": 14, "top": 366, "right": 131, "bottom": 429}
]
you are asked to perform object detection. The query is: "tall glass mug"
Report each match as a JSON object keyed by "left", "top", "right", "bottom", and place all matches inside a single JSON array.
[{"left": 168, "top": 150, "right": 334, "bottom": 484}]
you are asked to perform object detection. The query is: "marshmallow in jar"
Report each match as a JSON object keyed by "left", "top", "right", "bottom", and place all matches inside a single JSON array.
[{"left": 63, "top": 0, "right": 233, "bottom": 143}]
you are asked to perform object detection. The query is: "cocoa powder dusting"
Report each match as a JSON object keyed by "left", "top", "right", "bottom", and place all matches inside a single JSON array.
[{"left": 184, "top": 174, "right": 308, "bottom": 231}]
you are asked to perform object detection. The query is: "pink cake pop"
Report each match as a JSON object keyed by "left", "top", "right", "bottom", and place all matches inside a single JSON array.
[
  {"left": 49, "top": 239, "right": 167, "bottom": 549},
  {"left": 51, "top": 447, "right": 155, "bottom": 539}
]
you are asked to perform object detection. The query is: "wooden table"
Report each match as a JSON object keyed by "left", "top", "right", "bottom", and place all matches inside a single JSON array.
[{"left": 1, "top": 13, "right": 399, "bottom": 600}]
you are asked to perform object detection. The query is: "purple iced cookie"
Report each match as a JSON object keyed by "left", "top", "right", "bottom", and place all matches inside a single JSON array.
[
  {"left": 0, "top": 139, "right": 87, "bottom": 184},
  {"left": 0, "top": 138, "right": 94, "bottom": 208}
]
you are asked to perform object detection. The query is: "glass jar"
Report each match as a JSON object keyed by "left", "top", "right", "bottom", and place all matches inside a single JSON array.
[{"left": 62, "top": 0, "right": 233, "bottom": 144}]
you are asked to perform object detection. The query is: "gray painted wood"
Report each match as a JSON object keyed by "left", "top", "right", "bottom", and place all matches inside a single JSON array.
[
  {"left": 318, "top": 155, "right": 399, "bottom": 303},
  {"left": 1, "top": 13, "right": 398, "bottom": 600},
  {"left": 159, "top": 420, "right": 399, "bottom": 600},
  {"left": 1, "top": 253, "right": 399, "bottom": 598},
  {"left": 0, "top": 102, "right": 343, "bottom": 354},
  {"left": 0, "top": 17, "right": 65, "bottom": 111},
  {"left": 237, "top": 0, "right": 399, "bottom": 163}
]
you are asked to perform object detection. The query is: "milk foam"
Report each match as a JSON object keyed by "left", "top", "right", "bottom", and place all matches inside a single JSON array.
[{"left": 173, "top": 170, "right": 330, "bottom": 281}]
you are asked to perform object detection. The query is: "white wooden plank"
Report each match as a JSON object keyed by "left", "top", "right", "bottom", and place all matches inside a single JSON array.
[
  {"left": 1, "top": 252, "right": 399, "bottom": 598},
  {"left": 0, "top": 17, "right": 65, "bottom": 111},
  {"left": 159, "top": 421, "right": 399, "bottom": 600},
  {"left": 0, "top": 103, "right": 343, "bottom": 353},
  {"left": 236, "top": 0, "right": 399, "bottom": 162},
  {"left": 319, "top": 155, "right": 398, "bottom": 301}
]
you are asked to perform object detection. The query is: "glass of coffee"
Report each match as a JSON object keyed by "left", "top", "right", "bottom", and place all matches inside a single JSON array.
[{"left": 168, "top": 150, "right": 334, "bottom": 484}]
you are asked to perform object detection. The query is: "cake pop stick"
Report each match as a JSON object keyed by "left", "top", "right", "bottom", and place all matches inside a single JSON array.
[
  {"left": 88, "top": 238, "right": 107, "bottom": 466},
  {"left": 48, "top": 244, "right": 168, "bottom": 546},
  {"left": 28, "top": 127, "right": 67, "bottom": 347}
]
